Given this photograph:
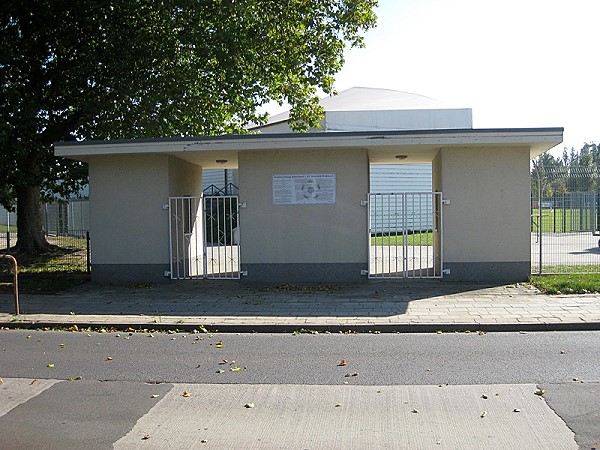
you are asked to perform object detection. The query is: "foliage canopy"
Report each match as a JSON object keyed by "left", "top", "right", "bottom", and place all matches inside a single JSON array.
[{"left": 0, "top": 0, "right": 377, "bottom": 251}]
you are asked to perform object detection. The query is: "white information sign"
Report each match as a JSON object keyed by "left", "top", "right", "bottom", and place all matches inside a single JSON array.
[{"left": 272, "top": 173, "right": 336, "bottom": 205}]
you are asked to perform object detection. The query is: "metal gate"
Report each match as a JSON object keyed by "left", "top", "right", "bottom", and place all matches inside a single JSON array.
[
  {"left": 368, "top": 192, "right": 443, "bottom": 279},
  {"left": 168, "top": 196, "right": 240, "bottom": 280}
]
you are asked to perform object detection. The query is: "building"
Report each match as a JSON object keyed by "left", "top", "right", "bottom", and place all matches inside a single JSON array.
[{"left": 55, "top": 88, "right": 562, "bottom": 283}]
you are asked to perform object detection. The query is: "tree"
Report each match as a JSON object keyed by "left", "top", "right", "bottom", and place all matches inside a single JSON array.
[{"left": 0, "top": 0, "right": 377, "bottom": 253}]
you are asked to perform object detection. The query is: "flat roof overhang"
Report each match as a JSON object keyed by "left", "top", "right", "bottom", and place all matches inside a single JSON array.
[{"left": 55, "top": 127, "right": 563, "bottom": 168}]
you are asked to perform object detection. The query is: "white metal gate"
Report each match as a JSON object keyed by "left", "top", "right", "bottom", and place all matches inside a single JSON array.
[
  {"left": 169, "top": 196, "right": 240, "bottom": 280},
  {"left": 368, "top": 192, "right": 443, "bottom": 279}
]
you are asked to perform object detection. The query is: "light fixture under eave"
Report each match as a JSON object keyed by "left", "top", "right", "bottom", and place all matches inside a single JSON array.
[
  {"left": 395, "top": 155, "right": 408, "bottom": 160},
  {"left": 216, "top": 159, "right": 228, "bottom": 165}
]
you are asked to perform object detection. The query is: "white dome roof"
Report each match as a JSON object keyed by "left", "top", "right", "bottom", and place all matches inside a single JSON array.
[
  {"left": 266, "top": 87, "right": 456, "bottom": 124},
  {"left": 319, "top": 87, "right": 443, "bottom": 111}
]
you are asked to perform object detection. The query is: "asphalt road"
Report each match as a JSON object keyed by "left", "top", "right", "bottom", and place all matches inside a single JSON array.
[
  {"left": 1, "top": 329, "right": 599, "bottom": 385},
  {"left": 1, "top": 329, "right": 599, "bottom": 449}
]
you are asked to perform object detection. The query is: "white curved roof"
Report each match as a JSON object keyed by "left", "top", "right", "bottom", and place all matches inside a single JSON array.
[
  {"left": 320, "top": 87, "right": 443, "bottom": 111},
  {"left": 266, "top": 87, "right": 459, "bottom": 124}
]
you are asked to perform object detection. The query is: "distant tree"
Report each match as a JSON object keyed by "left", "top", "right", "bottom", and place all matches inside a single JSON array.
[
  {"left": 532, "top": 142, "right": 600, "bottom": 196},
  {"left": 0, "top": 0, "right": 377, "bottom": 254}
]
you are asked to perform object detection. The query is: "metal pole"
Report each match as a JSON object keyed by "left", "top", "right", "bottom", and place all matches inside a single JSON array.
[
  {"left": 86, "top": 231, "right": 91, "bottom": 273},
  {"left": 538, "top": 168, "right": 543, "bottom": 274},
  {"left": 553, "top": 197, "right": 556, "bottom": 233},
  {"left": 0, "top": 255, "right": 19, "bottom": 315},
  {"left": 6, "top": 209, "right": 10, "bottom": 250}
]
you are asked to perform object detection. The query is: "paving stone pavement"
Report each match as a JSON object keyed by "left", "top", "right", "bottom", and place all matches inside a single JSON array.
[{"left": 1, "top": 280, "right": 600, "bottom": 331}]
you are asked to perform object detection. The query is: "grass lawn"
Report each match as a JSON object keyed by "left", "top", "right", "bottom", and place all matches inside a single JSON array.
[
  {"left": 1, "top": 236, "right": 90, "bottom": 293},
  {"left": 371, "top": 232, "right": 433, "bottom": 246},
  {"left": 0, "top": 225, "right": 17, "bottom": 233},
  {"left": 529, "top": 273, "right": 600, "bottom": 294},
  {"left": 531, "top": 207, "right": 598, "bottom": 233}
]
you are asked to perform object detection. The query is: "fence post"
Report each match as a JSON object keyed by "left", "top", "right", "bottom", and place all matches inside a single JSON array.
[
  {"left": 537, "top": 168, "right": 543, "bottom": 274},
  {"left": 86, "top": 231, "right": 91, "bottom": 273},
  {"left": 6, "top": 231, "right": 10, "bottom": 250}
]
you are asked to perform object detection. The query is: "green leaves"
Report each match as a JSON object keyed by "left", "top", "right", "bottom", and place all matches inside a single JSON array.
[{"left": 1, "top": 0, "right": 378, "bottom": 241}]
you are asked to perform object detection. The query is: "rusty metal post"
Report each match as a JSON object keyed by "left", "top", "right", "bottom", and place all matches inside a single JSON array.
[{"left": 0, "top": 255, "right": 19, "bottom": 315}]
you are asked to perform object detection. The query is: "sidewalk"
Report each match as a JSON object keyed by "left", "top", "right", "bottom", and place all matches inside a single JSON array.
[{"left": 2, "top": 280, "right": 600, "bottom": 332}]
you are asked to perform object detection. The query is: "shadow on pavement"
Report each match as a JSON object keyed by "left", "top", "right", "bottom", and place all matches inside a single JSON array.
[{"left": 0, "top": 280, "right": 529, "bottom": 318}]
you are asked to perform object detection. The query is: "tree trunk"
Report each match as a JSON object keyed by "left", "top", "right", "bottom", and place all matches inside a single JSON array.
[{"left": 14, "top": 184, "right": 53, "bottom": 254}]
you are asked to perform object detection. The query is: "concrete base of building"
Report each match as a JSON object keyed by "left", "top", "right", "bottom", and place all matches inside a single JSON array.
[
  {"left": 241, "top": 263, "right": 367, "bottom": 284},
  {"left": 443, "top": 261, "right": 530, "bottom": 282},
  {"left": 92, "top": 264, "right": 171, "bottom": 283}
]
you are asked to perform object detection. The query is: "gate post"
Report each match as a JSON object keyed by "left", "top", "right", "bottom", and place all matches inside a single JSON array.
[{"left": 537, "top": 167, "right": 543, "bottom": 274}]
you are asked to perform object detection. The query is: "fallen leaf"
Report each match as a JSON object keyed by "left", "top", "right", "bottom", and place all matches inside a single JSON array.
[
  {"left": 142, "top": 435, "right": 151, "bottom": 440},
  {"left": 534, "top": 389, "right": 545, "bottom": 396},
  {"left": 151, "top": 394, "right": 159, "bottom": 398},
  {"left": 106, "top": 356, "right": 113, "bottom": 361},
  {"left": 230, "top": 366, "right": 241, "bottom": 372},
  {"left": 216, "top": 341, "right": 224, "bottom": 348},
  {"left": 182, "top": 391, "right": 192, "bottom": 397},
  {"left": 216, "top": 369, "right": 225, "bottom": 374},
  {"left": 339, "top": 359, "right": 347, "bottom": 366},
  {"left": 244, "top": 402, "right": 255, "bottom": 408},
  {"left": 59, "top": 343, "right": 65, "bottom": 348},
  {"left": 47, "top": 363, "right": 55, "bottom": 368},
  {"left": 481, "top": 411, "right": 487, "bottom": 418},
  {"left": 513, "top": 408, "right": 521, "bottom": 412},
  {"left": 335, "top": 403, "right": 342, "bottom": 407}
]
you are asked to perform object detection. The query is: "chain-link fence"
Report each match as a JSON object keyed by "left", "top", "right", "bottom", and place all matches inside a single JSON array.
[
  {"left": 0, "top": 200, "right": 90, "bottom": 273},
  {"left": 531, "top": 167, "right": 600, "bottom": 274}
]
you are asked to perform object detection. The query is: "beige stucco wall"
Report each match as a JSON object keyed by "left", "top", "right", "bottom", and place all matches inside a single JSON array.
[
  {"left": 89, "top": 154, "right": 170, "bottom": 265},
  {"left": 433, "top": 146, "right": 531, "bottom": 269},
  {"left": 238, "top": 148, "right": 369, "bottom": 271},
  {"left": 89, "top": 154, "right": 201, "bottom": 281},
  {"left": 169, "top": 156, "right": 203, "bottom": 197}
]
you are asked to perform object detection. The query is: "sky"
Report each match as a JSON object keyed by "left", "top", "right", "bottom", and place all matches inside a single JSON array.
[{"left": 307, "top": 0, "right": 599, "bottom": 156}]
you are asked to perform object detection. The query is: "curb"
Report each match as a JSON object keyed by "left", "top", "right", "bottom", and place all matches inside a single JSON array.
[{"left": 2, "top": 320, "right": 600, "bottom": 334}]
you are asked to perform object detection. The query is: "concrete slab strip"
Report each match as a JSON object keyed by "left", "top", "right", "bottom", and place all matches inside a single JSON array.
[
  {"left": 0, "top": 377, "right": 59, "bottom": 417},
  {"left": 114, "top": 383, "right": 577, "bottom": 449}
]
